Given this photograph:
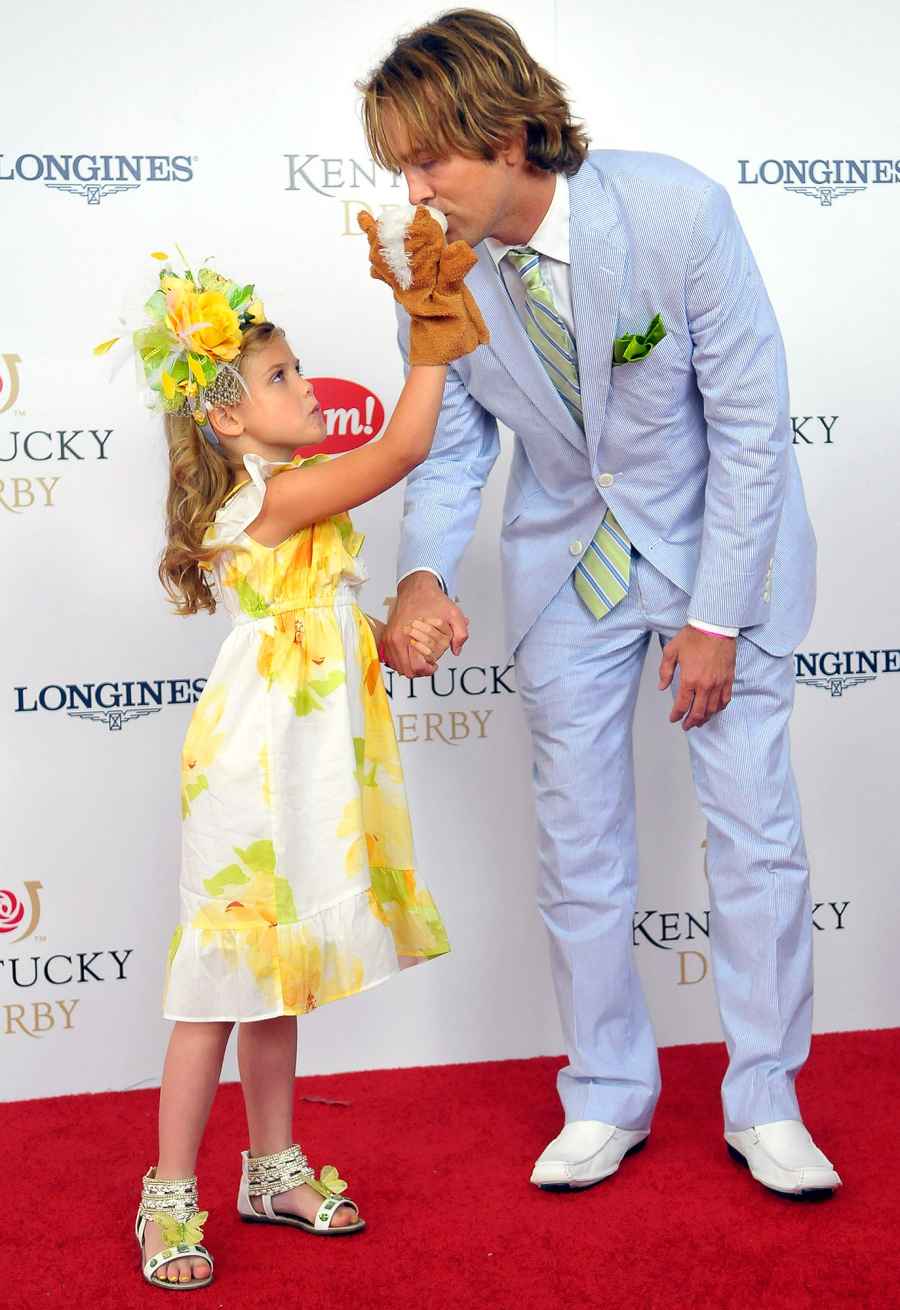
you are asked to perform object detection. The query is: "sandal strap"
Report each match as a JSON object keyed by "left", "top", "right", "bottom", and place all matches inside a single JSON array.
[
  {"left": 139, "top": 1167, "right": 199, "bottom": 1221},
  {"left": 315, "top": 1194, "right": 358, "bottom": 1231},
  {"left": 144, "top": 1241, "right": 213, "bottom": 1282},
  {"left": 246, "top": 1144, "right": 314, "bottom": 1197}
]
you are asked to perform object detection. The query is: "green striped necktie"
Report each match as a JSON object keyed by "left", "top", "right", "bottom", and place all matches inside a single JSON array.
[{"left": 505, "top": 245, "right": 631, "bottom": 620}]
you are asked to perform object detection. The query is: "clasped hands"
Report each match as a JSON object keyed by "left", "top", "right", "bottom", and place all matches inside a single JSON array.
[{"left": 382, "top": 573, "right": 469, "bottom": 677}]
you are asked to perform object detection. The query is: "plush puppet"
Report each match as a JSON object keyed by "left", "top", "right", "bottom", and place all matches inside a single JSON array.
[{"left": 358, "top": 205, "right": 489, "bottom": 366}]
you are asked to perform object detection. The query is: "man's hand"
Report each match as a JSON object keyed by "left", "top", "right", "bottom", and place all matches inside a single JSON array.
[
  {"left": 384, "top": 572, "right": 469, "bottom": 677},
  {"left": 658, "top": 626, "right": 737, "bottom": 731}
]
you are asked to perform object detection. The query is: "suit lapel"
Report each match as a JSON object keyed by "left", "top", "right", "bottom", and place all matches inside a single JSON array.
[
  {"left": 568, "top": 164, "right": 627, "bottom": 467},
  {"left": 467, "top": 245, "right": 586, "bottom": 454}
]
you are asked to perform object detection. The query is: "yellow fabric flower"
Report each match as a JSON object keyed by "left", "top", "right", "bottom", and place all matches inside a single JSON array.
[
  {"left": 164, "top": 279, "right": 241, "bottom": 362},
  {"left": 181, "top": 685, "right": 227, "bottom": 818}
]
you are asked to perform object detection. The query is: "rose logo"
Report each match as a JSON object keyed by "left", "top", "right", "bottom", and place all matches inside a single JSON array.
[
  {"left": 0, "top": 889, "right": 25, "bottom": 933},
  {"left": 0, "top": 353, "right": 22, "bottom": 414},
  {"left": 0, "top": 881, "right": 43, "bottom": 941}
]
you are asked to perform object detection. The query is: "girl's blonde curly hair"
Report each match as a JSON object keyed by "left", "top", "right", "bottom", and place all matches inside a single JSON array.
[{"left": 159, "top": 322, "right": 282, "bottom": 615}]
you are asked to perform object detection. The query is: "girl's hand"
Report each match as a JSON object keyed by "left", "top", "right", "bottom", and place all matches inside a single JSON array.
[{"left": 404, "top": 617, "right": 452, "bottom": 666}]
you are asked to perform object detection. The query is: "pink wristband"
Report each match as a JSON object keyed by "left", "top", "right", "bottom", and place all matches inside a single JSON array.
[{"left": 692, "top": 626, "right": 735, "bottom": 640}]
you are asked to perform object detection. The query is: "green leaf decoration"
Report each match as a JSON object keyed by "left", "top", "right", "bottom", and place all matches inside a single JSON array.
[
  {"left": 274, "top": 876, "right": 299, "bottom": 924},
  {"left": 235, "top": 576, "right": 271, "bottom": 618},
  {"left": 203, "top": 862, "right": 250, "bottom": 896},
  {"left": 291, "top": 671, "right": 346, "bottom": 718},
  {"left": 310, "top": 671, "right": 346, "bottom": 699},
  {"left": 167, "top": 924, "right": 183, "bottom": 967},
  {"left": 199, "top": 267, "right": 230, "bottom": 293},
  {"left": 182, "top": 774, "right": 208, "bottom": 817},
  {"left": 236, "top": 839, "right": 276, "bottom": 877},
  {"left": 144, "top": 289, "right": 167, "bottom": 322},
  {"left": 291, "top": 687, "right": 320, "bottom": 718}
]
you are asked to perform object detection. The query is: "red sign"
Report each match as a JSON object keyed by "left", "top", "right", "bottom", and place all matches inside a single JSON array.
[{"left": 297, "top": 378, "right": 385, "bottom": 456}]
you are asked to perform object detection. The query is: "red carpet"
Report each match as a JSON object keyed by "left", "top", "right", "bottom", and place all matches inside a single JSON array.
[{"left": 4, "top": 1029, "right": 899, "bottom": 1309}]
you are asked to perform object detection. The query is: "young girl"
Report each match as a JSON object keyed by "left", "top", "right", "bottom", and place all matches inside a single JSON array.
[{"left": 96, "top": 209, "right": 488, "bottom": 1289}]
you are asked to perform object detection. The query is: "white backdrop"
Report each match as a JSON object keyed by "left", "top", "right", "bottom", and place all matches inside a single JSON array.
[{"left": 2, "top": 0, "right": 898, "bottom": 1100}]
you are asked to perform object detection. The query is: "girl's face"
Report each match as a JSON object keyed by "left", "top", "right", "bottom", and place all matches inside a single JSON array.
[{"left": 224, "top": 333, "right": 326, "bottom": 461}]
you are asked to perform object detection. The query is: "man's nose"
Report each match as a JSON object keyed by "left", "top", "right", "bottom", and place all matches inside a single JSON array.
[{"left": 404, "top": 168, "right": 433, "bottom": 206}]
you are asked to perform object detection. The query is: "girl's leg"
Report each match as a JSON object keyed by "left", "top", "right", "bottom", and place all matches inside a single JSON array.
[
  {"left": 238, "top": 1016, "right": 357, "bottom": 1228},
  {"left": 142, "top": 1020, "right": 233, "bottom": 1284}
]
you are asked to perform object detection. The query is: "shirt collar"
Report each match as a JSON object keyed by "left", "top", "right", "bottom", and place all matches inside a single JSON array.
[{"left": 485, "top": 172, "right": 570, "bottom": 268}]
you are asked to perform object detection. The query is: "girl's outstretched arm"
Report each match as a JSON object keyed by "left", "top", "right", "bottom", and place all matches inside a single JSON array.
[{"left": 245, "top": 363, "right": 447, "bottom": 545}]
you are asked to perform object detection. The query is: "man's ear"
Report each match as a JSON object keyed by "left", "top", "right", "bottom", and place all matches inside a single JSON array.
[
  {"left": 208, "top": 405, "right": 244, "bottom": 441},
  {"left": 499, "top": 129, "right": 528, "bottom": 168}
]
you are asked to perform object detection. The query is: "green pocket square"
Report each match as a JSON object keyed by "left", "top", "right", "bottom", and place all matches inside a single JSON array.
[{"left": 612, "top": 313, "right": 666, "bottom": 367}]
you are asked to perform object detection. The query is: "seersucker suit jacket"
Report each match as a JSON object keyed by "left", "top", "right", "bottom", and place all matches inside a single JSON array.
[{"left": 395, "top": 150, "right": 817, "bottom": 660}]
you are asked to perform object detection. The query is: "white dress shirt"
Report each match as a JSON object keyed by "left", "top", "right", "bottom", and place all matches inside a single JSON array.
[{"left": 404, "top": 172, "right": 737, "bottom": 638}]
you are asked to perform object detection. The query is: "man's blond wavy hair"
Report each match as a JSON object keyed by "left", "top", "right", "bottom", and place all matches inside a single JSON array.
[
  {"left": 159, "top": 322, "right": 283, "bottom": 616},
  {"left": 358, "top": 9, "right": 589, "bottom": 176}
]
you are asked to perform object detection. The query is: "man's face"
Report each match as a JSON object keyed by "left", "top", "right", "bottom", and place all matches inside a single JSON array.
[{"left": 383, "top": 115, "right": 516, "bottom": 246}]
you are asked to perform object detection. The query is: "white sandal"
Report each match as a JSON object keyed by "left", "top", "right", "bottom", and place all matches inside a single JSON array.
[
  {"left": 135, "top": 1168, "right": 214, "bottom": 1290},
  {"left": 237, "top": 1144, "right": 365, "bottom": 1235}
]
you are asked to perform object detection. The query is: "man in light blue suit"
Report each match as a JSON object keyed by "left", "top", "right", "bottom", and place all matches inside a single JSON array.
[{"left": 360, "top": 9, "right": 841, "bottom": 1196}]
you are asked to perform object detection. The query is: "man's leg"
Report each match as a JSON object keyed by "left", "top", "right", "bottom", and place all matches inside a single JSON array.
[
  {"left": 516, "top": 581, "right": 660, "bottom": 1131},
  {"left": 678, "top": 636, "right": 813, "bottom": 1132}
]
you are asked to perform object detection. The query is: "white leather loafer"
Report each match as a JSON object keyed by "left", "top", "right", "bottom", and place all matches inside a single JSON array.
[
  {"left": 725, "top": 1120, "right": 842, "bottom": 1195},
  {"left": 530, "top": 1120, "right": 649, "bottom": 1190}
]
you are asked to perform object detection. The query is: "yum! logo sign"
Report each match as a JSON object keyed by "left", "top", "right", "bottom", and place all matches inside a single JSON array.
[{"left": 302, "top": 378, "right": 385, "bottom": 455}]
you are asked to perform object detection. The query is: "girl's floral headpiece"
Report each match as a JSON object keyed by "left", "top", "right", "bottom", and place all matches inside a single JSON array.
[{"left": 94, "top": 248, "right": 267, "bottom": 443}]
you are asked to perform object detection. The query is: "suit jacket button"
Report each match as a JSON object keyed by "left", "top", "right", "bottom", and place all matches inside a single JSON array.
[
  {"left": 569, "top": 540, "right": 584, "bottom": 556},
  {"left": 596, "top": 473, "right": 614, "bottom": 488}
]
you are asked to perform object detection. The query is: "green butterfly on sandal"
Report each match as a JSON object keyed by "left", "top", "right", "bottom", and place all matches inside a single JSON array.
[
  {"left": 309, "top": 1165, "right": 348, "bottom": 1198},
  {"left": 151, "top": 1211, "right": 208, "bottom": 1248}
]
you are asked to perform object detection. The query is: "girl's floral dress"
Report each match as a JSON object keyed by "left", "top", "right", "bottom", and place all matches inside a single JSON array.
[{"left": 163, "top": 453, "right": 449, "bottom": 1021}]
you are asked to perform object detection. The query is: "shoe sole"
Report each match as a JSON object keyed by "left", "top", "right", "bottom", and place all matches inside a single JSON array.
[
  {"left": 535, "top": 1136, "right": 648, "bottom": 1192},
  {"left": 239, "top": 1212, "right": 366, "bottom": 1236},
  {"left": 726, "top": 1144, "right": 836, "bottom": 1200}
]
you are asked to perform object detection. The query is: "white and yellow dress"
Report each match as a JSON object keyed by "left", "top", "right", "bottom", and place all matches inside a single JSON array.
[{"left": 163, "top": 453, "right": 449, "bottom": 1021}]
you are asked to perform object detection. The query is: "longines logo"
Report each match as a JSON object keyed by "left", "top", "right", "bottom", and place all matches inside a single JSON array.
[
  {"left": 738, "top": 158, "right": 899, "bottom": 206},
  {"left": 1, "top": 152, "right": 195, "bottom": 204},
  {"left": 0, "top": 353, "right": 22, "bottom": 414},
  {"left": 794, "top": 648, "right": 900, "bottom": 697},
  {"left": 0, "top": 881, "right": 135, "bottom": 1038},
  {"left": 13, "top": 677, "right": 207, "bottom": 728},
  {"left": 382, "top": 659, "right": 517, "bottom": 745}
]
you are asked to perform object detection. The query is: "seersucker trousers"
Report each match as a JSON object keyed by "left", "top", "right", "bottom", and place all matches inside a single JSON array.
[{"left": 515, "top": 552, "right": 813, "bottom": 1133}]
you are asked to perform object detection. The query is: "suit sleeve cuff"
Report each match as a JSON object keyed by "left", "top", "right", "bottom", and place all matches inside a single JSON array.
[
  {"left": 689, "top": 618, "right": 739, "bottom": 638},
  {"left": 398, "top": 567, "right": 447, "bottom": 593}
]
